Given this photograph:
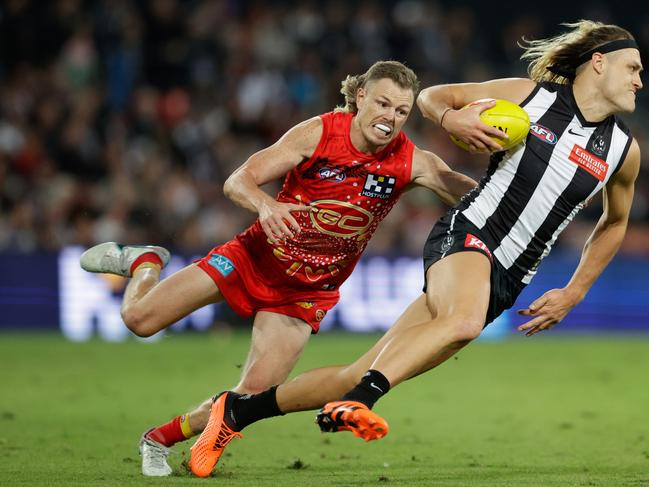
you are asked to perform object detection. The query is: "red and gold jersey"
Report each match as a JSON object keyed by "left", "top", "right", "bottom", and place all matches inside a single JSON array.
[{"left": 237, "top": 111, "right": 414, "bottom": 292}]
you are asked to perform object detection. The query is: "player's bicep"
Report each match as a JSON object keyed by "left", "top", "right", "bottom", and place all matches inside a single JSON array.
[
  {"left": 454, "top": 78, "right": 537, "bottom": 106},
  {"left": 603, "top": 139, "right": 640, "bottom": 224},
  {"left": 410, "top": 148, "right": 475, "bottom": 204},
  {"left": 235, "top": 117, "right": 323, "bottom": 186}
]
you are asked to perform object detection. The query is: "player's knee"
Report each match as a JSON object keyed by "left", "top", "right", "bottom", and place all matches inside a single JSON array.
[
  {"left": 449, "top": 317, "right": 483, "bottom": 345},
  {"left": 121, "top": 306, "right": 156, "bottom": 338}
]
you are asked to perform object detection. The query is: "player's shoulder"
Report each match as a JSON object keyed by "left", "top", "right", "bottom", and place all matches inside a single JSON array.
[
  {"left": 612, "top": 114, "right": 632, "bottom": 136},
  {"left": 280, "top": 115, "right": 324, "bottom": 151}
]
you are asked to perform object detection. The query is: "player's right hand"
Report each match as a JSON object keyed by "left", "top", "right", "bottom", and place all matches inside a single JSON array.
[
  {"left": 443, "top": 100, "right": 508, "bottom": 153},
  {"left": 258, "top": 201, "right": 313, "bottom": 244}
]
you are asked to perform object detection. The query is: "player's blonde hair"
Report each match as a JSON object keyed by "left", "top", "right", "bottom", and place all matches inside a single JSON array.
[
  {"left": 520, "top": 20, "right": 635, "bottom": 84},
  {"left": 336, "top": 61, "right": 419, "bottom": 113}
]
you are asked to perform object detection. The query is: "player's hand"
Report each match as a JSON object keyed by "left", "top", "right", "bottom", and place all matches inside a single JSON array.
[
  {"left": 443, "top": 99, "right": 509, "bottom": 153},
  {"left": 516, "top": 288, "right": 582, "bottom": 337},
  {"left": 258, "top": 200, "right": 312, "bottom": 244}
]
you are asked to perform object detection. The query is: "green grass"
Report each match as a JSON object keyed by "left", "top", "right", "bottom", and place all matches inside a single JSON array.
[{"left": 1, "top": 332, "right": 649, "bottom": 486}]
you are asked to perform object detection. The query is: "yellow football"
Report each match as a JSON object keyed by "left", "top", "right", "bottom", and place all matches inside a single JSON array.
[{"left": 450, "top": 98, "right": 530, "bottom": 152}]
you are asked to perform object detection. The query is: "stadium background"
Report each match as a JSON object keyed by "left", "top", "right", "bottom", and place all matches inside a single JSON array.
[{"left": 1, "top": 0, "right": 648, "bottom": 336}]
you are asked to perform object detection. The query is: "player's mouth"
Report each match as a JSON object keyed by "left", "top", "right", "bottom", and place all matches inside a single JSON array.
[{"left": 373, "top": 123, "right": 392, "bottom": 138}]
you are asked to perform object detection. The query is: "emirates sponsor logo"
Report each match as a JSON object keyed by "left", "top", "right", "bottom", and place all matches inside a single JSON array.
[{"left": 568, "top": 145, "right": 608, "bottom": 182}]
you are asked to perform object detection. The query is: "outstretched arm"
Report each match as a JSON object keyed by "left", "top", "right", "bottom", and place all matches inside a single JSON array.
[
  {"left": 223, "top": 117, "right": 322, "bottom": 243},
  {"left": 518, "top": 139, "right": 641, "bottom": 336},
  {"left": 409, "top": 147, "right": 477, "bottom": 206},
  {"left": 417, "top": 78, "right": 536, "bottom": 152}
]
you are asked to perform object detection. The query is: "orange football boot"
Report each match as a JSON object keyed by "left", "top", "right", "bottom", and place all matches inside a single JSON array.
[
  {"left": 316, "top": 400, "right": 388, "bottom": 441},
  {"left": 189, "top": 392, "right": 242, "bottom": 477}
]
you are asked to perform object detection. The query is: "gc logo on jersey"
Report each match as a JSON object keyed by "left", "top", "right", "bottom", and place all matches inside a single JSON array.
[
  {"left": 361, "top": 173, "right": 396, "bottom": 199},
  {"left": 310, "top": 199, "right": 374, "bottom": 237}
]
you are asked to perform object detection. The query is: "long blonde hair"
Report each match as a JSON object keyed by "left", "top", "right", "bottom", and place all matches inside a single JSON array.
[
  {"left": 336, "top": 61, "right": 419, "bottom": 113},
  {"left": 520, "top": 20, "right": 635, "bottom": 84}
]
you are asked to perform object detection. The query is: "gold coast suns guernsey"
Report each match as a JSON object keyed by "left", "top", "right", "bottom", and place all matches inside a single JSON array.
[{"left": 237, "top": 111, "right": 414, "bottom": 292}]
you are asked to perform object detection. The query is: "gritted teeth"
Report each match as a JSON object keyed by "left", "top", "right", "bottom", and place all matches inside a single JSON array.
[{"left": 374, "top": 123, "right": 392, "bottom": 135}]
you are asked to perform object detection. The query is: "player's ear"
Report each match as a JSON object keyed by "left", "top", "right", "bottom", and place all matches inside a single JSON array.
[
  {"left": 591, "top": 52, "right": 605, "bottom": 75},
  {"left": 356, "top": 87, "right": 366, "bottom": 109}
]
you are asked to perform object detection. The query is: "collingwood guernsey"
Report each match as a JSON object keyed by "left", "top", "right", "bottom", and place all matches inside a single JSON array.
[{"left": 457, "top": 81, "right": 633, "bottom": 284}]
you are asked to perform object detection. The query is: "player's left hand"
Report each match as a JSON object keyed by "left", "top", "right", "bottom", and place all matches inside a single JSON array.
[{"left": 516, "top": 288, "right": 581, "bottom": 337}]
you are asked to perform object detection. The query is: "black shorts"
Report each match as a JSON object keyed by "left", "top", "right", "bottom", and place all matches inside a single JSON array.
[{"left": 422, "top": 210, "right": 525, "bottom": 325}]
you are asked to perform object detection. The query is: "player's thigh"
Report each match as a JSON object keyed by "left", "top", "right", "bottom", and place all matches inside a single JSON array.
[
  {"left": 425, "top": 251, "right": 491, "bottom": 323},
  {"left": 136, "top": 263, "right": 225, "bottom": 327},
  {"left": 236, "top": 311, "right": 312, "bottom": 391},
  {"left": 342, "top": 294, "right": 433, "bottom": 376}
]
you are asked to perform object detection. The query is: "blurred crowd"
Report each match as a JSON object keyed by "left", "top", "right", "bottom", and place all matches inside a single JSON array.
[{"left": 1, "top": 0, "right": 648, "bottom": 256}]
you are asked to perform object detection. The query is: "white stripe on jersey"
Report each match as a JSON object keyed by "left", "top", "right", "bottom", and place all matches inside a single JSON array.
[
  {"left": 462, "top": 89, "right": 557, "bottom": 228},
  {"left": 494, "top": 115, "right": 585, "bottom": 268},
  {"left": 462, "top": 147, "right": 524, "bottom": 228},
  {"left": 522, "top": 202, "right": 582, "bottom": 284},
  {"left": 523, "top": 88, "right": 558, "bottom": 124},
  {"left": 608, "top": 123, "right": 631, "bottom": 172},
  {"left": 521, "top": 161, "right": 607, "bottom": 284}
]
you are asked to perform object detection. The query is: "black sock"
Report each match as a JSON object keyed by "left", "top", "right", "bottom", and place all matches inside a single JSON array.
[
  {"left": 225, "top": 386, "right": 284, "bottom": 431},
  {"left": 341, "top": 369, "right": 391, "bottom": 409}
]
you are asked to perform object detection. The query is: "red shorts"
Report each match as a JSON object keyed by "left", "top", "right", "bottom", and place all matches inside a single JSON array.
[{"left": 196, "top": 239, "right": 339, "bottom": 333}]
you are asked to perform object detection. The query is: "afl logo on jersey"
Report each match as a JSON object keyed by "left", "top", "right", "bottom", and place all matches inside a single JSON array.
[
  {"left": 319, "top": 167, "right": 346, "bottom": 182},
  {"left": 529, "top": 123, "right": 558, "bottom": 145},
  {"left": 310, "top": 199, "right": 374, "bottom": 238}
]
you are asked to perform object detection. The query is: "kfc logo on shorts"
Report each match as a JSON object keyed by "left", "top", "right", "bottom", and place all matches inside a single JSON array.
[
  {"left": 464, "top": 234, "right": 492, "bottom": 260},
  {"left": 208, "top": 253, "right": 235, "bottom": 277}
]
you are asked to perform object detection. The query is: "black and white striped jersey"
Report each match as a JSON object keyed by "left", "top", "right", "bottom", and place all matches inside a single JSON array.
[{"left": 457, "top": 81, "right": 634, "bottom": 284}]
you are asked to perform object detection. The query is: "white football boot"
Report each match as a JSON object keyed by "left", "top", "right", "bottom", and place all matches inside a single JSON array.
[
  {"left": 80, "top": 242, "right": 170, "bottom": 277},
  {"left": 139, "top": 432, "right": 173, "bottom": 477}
]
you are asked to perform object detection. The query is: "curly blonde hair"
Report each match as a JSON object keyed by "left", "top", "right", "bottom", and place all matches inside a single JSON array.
[
  {"left": 335, "top": 60, "right": 419, "bottom": 113},
  {"left": 520, "top": 20, "right": 634, "bottom": 84}
]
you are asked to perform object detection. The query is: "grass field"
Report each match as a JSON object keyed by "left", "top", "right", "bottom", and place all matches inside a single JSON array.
[{"left": 1, "top": 331, "right": 649, "bottom": 486}]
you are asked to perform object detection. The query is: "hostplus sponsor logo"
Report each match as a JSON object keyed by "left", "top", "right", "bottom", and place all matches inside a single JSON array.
[
  {"left": 361, "top": 173, "right": 396, "bottom": 199},
  {"left": 529, "top": 123, "right": 558, "bottom": 145}
]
